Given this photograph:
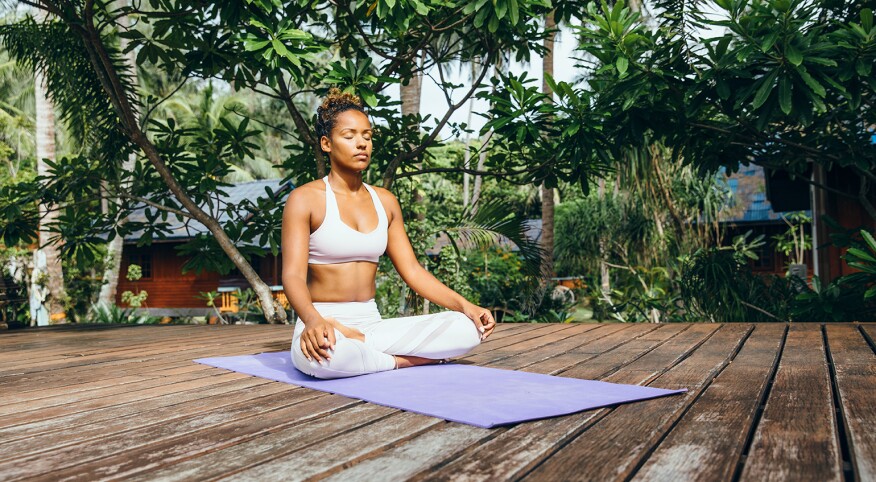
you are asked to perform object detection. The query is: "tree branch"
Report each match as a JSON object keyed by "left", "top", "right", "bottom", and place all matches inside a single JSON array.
[
  {"left": 277, "top": 75, "right": 326, "bottom": 177},
  {"left": 382, "top": 53, "right": 494, "bottom": 188}
]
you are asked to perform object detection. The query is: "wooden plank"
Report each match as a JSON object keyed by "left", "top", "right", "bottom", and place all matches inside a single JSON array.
[
  {"left": 0, "top": 380, "right": 290, "bottom": 461},
  {"left": 520, "top": 324, "right": 752, "bottom": 481},
  {"left": 0, "top": 371, "right": 249, "bottom": 429},
  {"left": 0, "top": 330, "right": 289, "bottom": 396},
  {"left": 0, "top": 377, "right": 273, "bottom": 450},
  {"left": 519, "top": 323, "right": 649, "bottom": 375},
  {"left": 124, "top": 404, "right": 402, "bottom": 482},
  {"left": 633, "top": 323, "right": 786, "bottom": 481},
  {"left": 319, "top": 423, "right": 492, "bottom": 482},
  {"left": 825, "top": 324, "right": 876, "bottom": 481},
  {"left": 739, "top": 323, "right": 843, "bottom": 482},
  {"left": 0, "top": 325, "right": 245, "bottom": 362},
  {"left": 484, "top": 324, "right": 651, "bottom": 370},
  {"left": 404, "top": 324, "right": 724, "bottom": 482},
  {"left": 550, "top": 323, "right": 690, "bottom": 379},
  {"left": 0, "top": 388, "right": 332, "bottom": 479},
  {"left": 309, "top": 324, "right": 689, "bottom": 481},
  {"left": 462, "top": 323, "right": 602, "bottom": 366},
  {"left": 228, "top": 411, "right": 443, "bottom": 481}
]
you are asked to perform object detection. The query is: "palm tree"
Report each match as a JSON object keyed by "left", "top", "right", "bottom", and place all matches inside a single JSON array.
[
  {"left": 33, "top": 11, "right": 66, "bottom": 324},
  {"left": 541, "top": 12, "right": 557, "bottom": 278}
]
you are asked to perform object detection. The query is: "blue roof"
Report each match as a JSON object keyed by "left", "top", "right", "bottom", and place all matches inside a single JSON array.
[
  {"left": 123, "top": 178, "right": 294, "bottom": 242},
  {"left": 719, "top": 164, "right": 809, "bottom": 224}
]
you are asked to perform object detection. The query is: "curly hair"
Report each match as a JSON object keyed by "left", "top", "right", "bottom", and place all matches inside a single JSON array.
[{"left": 315, "top": 88, "right": 367, "bottom": 150}]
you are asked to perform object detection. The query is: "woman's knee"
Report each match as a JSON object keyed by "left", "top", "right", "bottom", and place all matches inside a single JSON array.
[
  {"left": 443, "top": 311, "right": 482, "bottom": 351},
  {"left": 291, "top": 337, "right": 392, "bottom": 379}
]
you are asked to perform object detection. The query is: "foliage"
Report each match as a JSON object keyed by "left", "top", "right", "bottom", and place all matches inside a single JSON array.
[
  {"left": 841, "top": 229, "right": 876, "bottom": 300},
  {"left": 88, "top": 302, "right": 161, "bottom": 325},
  {"left": 772, "top": 212, "right": 812, "bottom": 266},
  {"left": 120, "top": 263, "right": 148, "bottom": 308},
  {"left": 200, "top": 288, "right": 271, "bottom": 324}
]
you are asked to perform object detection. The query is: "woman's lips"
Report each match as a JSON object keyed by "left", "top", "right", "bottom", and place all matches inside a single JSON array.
[{"left": 355, "top": 153, "right": 369, "bottom": 160}]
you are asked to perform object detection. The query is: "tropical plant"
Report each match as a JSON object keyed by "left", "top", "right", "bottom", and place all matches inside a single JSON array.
[
  {"left": 772, "top": 212, "right": 812, "bottom": 267},
  {"left": 842, "top": 229, "right": 876, "bottom": 300},
  {"left": 120, "top": 263, "right": 147, "bottom": 308},
  {"left": 88, "top": 302, "right": 160, "bottom": 324}
]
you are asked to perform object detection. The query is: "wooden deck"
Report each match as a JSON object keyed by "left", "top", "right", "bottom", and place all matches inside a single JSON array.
[{"left": 0, "top": 322, "right": 874, "bottom": 481}]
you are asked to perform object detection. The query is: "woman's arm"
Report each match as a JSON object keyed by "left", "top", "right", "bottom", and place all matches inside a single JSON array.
[
  {"left": 379, "top": 188, "right": 496, "bottom": 338},
  {"left": 281, "top": 187, "right": 336, "bottom": 361}
]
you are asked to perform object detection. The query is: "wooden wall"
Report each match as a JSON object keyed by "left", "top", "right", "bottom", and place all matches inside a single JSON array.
[
  {"left": 822, "top": 167, "right": 876, "bottom": 281},
  {"left": 116, "top": 242, "right": 282, "bottom": 308}
]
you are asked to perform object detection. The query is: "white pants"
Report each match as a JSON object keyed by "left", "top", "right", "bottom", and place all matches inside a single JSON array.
[{"left": 291, "top": 299, "right": 481, "bottom": 379}]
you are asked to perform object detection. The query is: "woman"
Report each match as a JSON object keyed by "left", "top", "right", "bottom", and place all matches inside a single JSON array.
[{"left": 281, "top": 88, "right": 496, "bottom": 379}]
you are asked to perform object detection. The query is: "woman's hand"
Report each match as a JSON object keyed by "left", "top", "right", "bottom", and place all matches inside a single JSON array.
[
  {"left": 300, "top": 317, "right": 337, "bottom": 363},
  {"left": 462, "top": 303, "right": 496, "bottom": 341}
]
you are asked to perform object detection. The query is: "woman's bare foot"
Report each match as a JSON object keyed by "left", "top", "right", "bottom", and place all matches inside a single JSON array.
[
  {"left": 393, "top": 355, "right": 446, "bottom": 369},
  {"left": 324, "top": 317, "right": 365, "bottom": 343}
]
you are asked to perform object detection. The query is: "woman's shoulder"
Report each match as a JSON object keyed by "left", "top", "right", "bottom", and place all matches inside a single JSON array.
[
  {"left": 289, "top": 178, "right": 326, "bottom": 198},
  {"left": 284, "top": 179, "right": 326, "bottom": 214},
  {"left": 369, "top": 184, "right": 399, "bottom": 206}
]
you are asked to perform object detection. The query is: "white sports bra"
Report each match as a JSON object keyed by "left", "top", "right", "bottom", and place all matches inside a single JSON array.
[{"left": 308, "top": 176, "right": 388, "bottom": 265}]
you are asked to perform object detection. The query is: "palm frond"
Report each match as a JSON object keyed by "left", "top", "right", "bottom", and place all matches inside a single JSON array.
[
  {"left": 440, "top": 197, "right": 547, "bottom": 279},
  {"left": 0, "top": 15, "right": 135, "bottom": 167}
]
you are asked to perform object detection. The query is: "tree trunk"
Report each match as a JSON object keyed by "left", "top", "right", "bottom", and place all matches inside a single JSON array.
[
  {"left": 34, "top": 14, "right": 67, "bottom": 324},
  {"left": 400, "top": 53, "right": 425, "bottom": 314},
  {"left": 540, "top": 13, "right": 557, "bottom": 278},
  {"left": 98, "top": 2, "right": 138, "bottom": 307},
  {"left": 70, "top": 8, "right": 287, "bottom": 323}
]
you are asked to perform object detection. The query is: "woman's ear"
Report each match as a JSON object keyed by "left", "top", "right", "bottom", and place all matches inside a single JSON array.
[{"left": 320, "top": 135, "right": 331, "bottom": 153}]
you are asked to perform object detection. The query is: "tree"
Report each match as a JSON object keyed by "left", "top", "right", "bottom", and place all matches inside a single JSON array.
[
  {"left": 33, "top": 9, "right": 66, "bottom": 324},
  {"left": 1, "top": 0, "right": 555, "bottom": 323}
]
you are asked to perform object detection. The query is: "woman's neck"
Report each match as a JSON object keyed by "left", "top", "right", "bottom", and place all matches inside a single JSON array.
[{"left": 327, "top": 168, "right": 364, "bottom": 193}]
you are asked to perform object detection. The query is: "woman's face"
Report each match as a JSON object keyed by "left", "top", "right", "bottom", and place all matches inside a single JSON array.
[{"left": 321, "top": 109, "right": 372, "bottom": 172}]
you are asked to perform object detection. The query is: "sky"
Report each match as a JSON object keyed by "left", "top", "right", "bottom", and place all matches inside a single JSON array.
[{"left": 384, "top": 23, "right": 581, "bottom": 141}]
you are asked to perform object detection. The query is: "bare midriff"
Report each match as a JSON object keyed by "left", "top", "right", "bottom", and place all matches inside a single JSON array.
[{"left": 307, "top": 261, "right": 379, "bottom": 302}]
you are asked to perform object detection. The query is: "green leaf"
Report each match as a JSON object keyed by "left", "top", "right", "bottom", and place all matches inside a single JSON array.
[
  {"left": 778, "top": 76, "right": 792, "bottom": 114},
  {"left": 270, "top": 38, "right": 288, "bottom": 57},
  {"left": 488, "top": 13, "right": 500, "bottom": 32},
  {"left": 508, "top": 0, "right": 519, "bottom": 24},
  {"left": 797, "top": 67, "right": 826, "bottom": 97},
  {"left": 360, "top": 89, "right": 377, "bottom": 107},
  {"left": 785, "top": 44, "right": 803, "bottom": 66},
  {"left": 753, "top": 70, "right": 777, "bottom": 109},
  {"left": 761, "top": 32, "right": 779, "bottom": 52},
  {"left": 495, "top": 0, "right": 507, "bottom": 20},
  {"left": 862, "top": 230, "right": 876, "bottom": 252},
  {"left": 616, "top": 56, "right": 629, "bottom": 76},
  {"left": 847, "top": 247, "right": 876, "bottom": 263},
  {"left": 862, "top": 8, "right": 873, "bottom": 31}
]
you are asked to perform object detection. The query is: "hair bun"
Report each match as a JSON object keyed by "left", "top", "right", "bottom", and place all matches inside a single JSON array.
[{"left": 314, "top": 87, "right": 368, "bottom": 148}]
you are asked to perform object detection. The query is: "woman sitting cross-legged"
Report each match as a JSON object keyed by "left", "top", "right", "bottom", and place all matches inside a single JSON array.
[{"left": 280, "top": 88, "right": 496, "bottom": 379}]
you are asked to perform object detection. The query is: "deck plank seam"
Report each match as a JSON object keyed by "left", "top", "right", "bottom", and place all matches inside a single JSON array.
[
  {"left": 823, "top": 324, "right": 859, "bottom": 482},
  {"left": 511, "top": 323, "right": 733, "bottom": 482},
  {"left": 0, "top": 377, "right": 280, "bottom": 447},
  {"left": 622, "top": 323, "right": 761, "bottom": 482},
  {"left": 855, "top": 323, "right": 876, "bottom": 356},
  {"left": 0, "top": 386, "right": 321, "bottom": 466},
  {"left": 547, "top": 324, "right": 659, "bottom": 377},
  {"left": 728, "top": 323, "right": 789, "bottom": 482},
  {"left": 200, "top": 402, "right": 462, "bottom": 481},
  {"left": 730, "top": 324, "right": 790, "bottom": 482},
  {"left": 1, "top": 391, "right": 357, "bottom": 477},
  {"left": 591, "top": 324, "right": 694, "bottom": 380}
]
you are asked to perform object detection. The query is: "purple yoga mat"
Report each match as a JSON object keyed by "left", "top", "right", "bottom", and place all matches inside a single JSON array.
[{"left": 194, "top": 352, "right": 685, "bottom": 428}]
